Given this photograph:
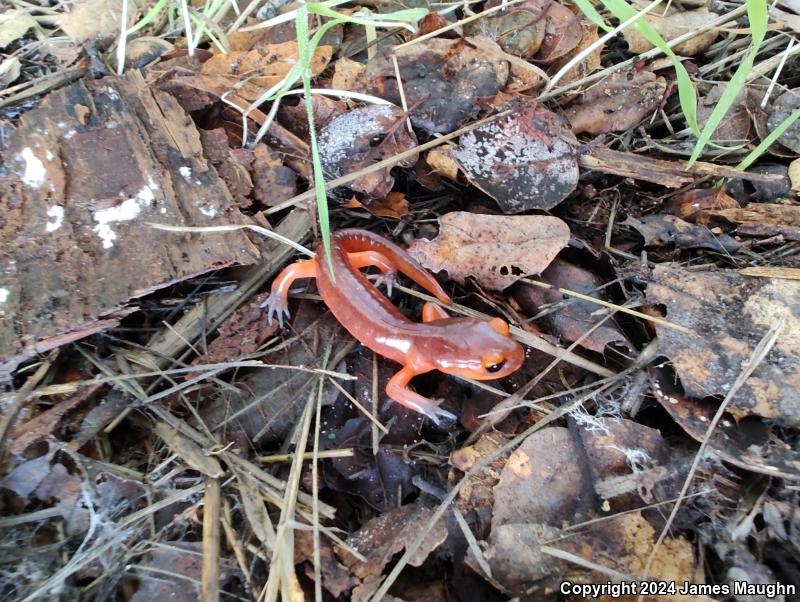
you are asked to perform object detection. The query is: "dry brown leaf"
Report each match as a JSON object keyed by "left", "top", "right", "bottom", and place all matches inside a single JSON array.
[
  {"left": 0, "top": 11, "right": 40, "bottom": 48},
  {"left": 425, "top": 148, "right": 459, "bottom": 181},
  {"left": 452, "top": 102, "right": 579, "bottom": 212},
  {"left": 343, "top": 192, "right": 410, "bottom": 219},
  {"left": 465, "top": 4, "right": 547, "bottom": 59},
  {"left": 767, "top": 88, "right": 800, "bottom": 154},
  {"left": 407, "top": 212, "right": 570, "bottom": 290},
  {"left": 331, "top": 56, "right": 368, "bottom": 91},
  {"left": 536, "top": 2, "right": 582, "bottom": 63},
  {"left": 58, "top": 0, "right": 127, "bottom": 44},
  {"left": 789, "top": 157, "right": 800, "bottom": 191},
  {"left": 646, "top": 264, "right": 800, "bottom": 427},
  {"left": 549, "top": 22, "right": 602, "bottom": 85},
  {"left": 318, "top": 104, "right": 417, "bottom": 199},
  {"left": 201, "top": 41, "right": 332, "bottom": 102},
  {"left": 624, "top": 7, "right": 719, "bottom": 56},
  {"left": 565, "top": 70, "right": 667, "bottom": 135},
  {"left": 372, "top": 36, "right": 509, "bottom": 134},
  {"left": 0, "top": 56, "right": 21, "bottom": 87}
]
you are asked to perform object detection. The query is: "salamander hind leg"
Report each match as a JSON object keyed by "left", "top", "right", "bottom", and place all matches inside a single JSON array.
[
  {"left": 385, "top": 365, "right": 457, "bottom": 425},
  {"left": 421, "top": 302, "right": 449, "bottom": 323},
  {"left": 261, "top": 259, "right": 318, "bottom": 327},
  {"left": 346, "top": 250, "right": 397, "bottom": 295}
]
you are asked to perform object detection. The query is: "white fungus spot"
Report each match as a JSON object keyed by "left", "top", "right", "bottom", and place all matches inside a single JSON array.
[
  {"left": 106, "top": 86, "right": 120, "bottom": 100},
  {"left": 17, "top": 148, "right": 46, "bottom": 188},
  {"left": 0, "top": 288, "right": 9, "bottom": 303},
  {"left": 45, "top": 205, "right": 65, "bottom": 232},
  {"left": 179, "top": 166, "right": 192, "bottom": 181},
  {"left": 318, "top": 104, "right": 397, "bottom": 177},
  {"left": 93, "top": 185, "right": 155, "bottom": 248}
]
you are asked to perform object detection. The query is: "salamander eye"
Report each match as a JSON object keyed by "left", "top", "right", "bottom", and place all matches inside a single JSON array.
[
  {"left": 485, "top": 360, "right": 505, "bottom": 373},
  {"left": 482, "top": 352, "right": 506, "bottom": 373}
]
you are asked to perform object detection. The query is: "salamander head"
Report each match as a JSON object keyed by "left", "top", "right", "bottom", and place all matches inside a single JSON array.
[{"left": 431, "top": 317, "right": 524, "bottom": 380}]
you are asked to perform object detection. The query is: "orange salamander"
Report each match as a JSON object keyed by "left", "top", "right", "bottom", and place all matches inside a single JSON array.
[{"left": 263, "top": 229, "right": 524, "bottom": 423}]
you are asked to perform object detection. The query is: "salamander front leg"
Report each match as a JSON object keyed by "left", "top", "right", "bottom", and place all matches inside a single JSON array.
[
  {"left": 261, "top": 259, "right": 318, "bottom": 327},
  {"left": 385, "top": 365, "right": 457, "bottom": 425}
]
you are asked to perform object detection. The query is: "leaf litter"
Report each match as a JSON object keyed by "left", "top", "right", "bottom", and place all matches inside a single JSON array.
[{"left": 2, "top": 0, "right": 800, "bottom": 600}]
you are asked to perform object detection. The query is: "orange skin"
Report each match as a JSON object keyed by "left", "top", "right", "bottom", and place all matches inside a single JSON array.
[{"left": 263, "top": 229, "right": 525, "bottom": 423}]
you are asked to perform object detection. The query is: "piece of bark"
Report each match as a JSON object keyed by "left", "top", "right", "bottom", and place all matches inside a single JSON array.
[
  {"left": 580, "top": 148, "right": 785, "bottom": 188},
  {"left": 0, "top": 71, "right": 260, "bottom": 377}
]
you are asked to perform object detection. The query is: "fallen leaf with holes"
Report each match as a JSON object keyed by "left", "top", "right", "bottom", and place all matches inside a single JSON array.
[
  {"left": 464, "top": 0, "right": 548, "bottom": 58},
  {"left": 407, "top": 212, "right": 570, "bottom": 289},
  {"left": 318, "top": 104, "right": 417, "bottom": 199},
  {"left": 512, "top": 258, "right": 632, "bottom": 354},
  {"left": 201, "top": 41, "right": 332, "bottom": 102},
  {"left": 370, "top": 37, "right": 509, "bottom": 134},
  {"left": 452, "top": 103, "right": 579, "bottom": 212},
  {"left": 623, "top": 6, "right": 719, "bottom": 56},
  {"left": 645, "top": 264, "right": 800, "bottom": 428},
  {"left": 549, "top": 23, "right": 603, "bottom": 85},
  {"left": 535, "top": 1, "right": 582, "bottom": 63},
  {"left": 697, "top": 84, "right": 752, "bottom": 146},
  {"left": 343, "top": 192, "right": 409, "bottom": 218},
  {"left": 337, "top": 504, "right": 448, "bottom": 601},
  {"left": 623, "top": 214, "right": 742, "bottom": 254},
  {"left": 767, "top": 88, "right": 800, "bottom": 154},
  {"left": 704, "top": 203, "right": 800, "bottom": 241},
  {"left": 565, "top": 70, "right": 667, "bottom": 135}
]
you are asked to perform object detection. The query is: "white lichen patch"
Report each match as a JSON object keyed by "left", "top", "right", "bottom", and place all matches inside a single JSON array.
[
  {"left": 452, "top": 108, "right": 578, "bottom": 212},
  {"left": 93, "top": 185, "right": 155, "bottom": 249},
  {"left": 318, "top": 104, "right": 397, "bottom": 177},
  {"left": 179, "top": 166, "right": 192, "bottom": 181},
  {"left": 106, "top": 86, "right": 120, "bottom": 100},
  {"left": 198, "top": 204, "right": 217, "bottom": 218},
  {"left": 45, "top": 205, "right": 65, "bottom": 233},
  {"left": 0, "top": 286, "right": 9, "bottom": 315},
  {"left": 17, "top": 147, "right": 46, "bottom": 188}
]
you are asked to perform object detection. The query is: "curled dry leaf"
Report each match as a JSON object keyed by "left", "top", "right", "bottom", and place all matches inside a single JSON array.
[
  {"left": 767, "top": 88, "right": 800, "bottom": 154},
  {"left": 201, "top": 41, "right": 332, "bottom": 102},
  {"left": 0, "top": 11, "right": 40, "bottom": 48},
  {"left": 465, "top": 1, "right": 547, "bottom": 59},
  {"left": 407, "top": 212, "right": 570, "bottom": 290},
  {"left": 645, "top": 264, "right": 800, "bottom": 428},
  {"left": 512, "top": 258, "right": 632, "bottom": 354},
  {"left": 565, "top": 70, "right": 667, "bottom": 135},
  {"left": 623, "top": 7, "right": 719, "bottom": 56},
  {"left": 343, "top": 192, "right": 410, "bottom": 219},
  {"left": 318, "top": 104, "right": 418, "bottom": 199},
  {"left": 452, "top": 102, "right": 579, "bottom": 212},
  {"left": 535, "top": 2, "right": 583, "bottom": 64},
  {"left": 549, "top": 23, "right": 603, "bottom": 86},
  {"left": 338, "top": 504, "right": 448, "bottom": 601},
  {"left": 372, "top": 37, "right": 509, "bottom": 134},
  {"left": 697, "top": 84, "right": 752, "bottom": 146},
  {"left": 57, "top": 0, "right": 127, "bottom": 44}
]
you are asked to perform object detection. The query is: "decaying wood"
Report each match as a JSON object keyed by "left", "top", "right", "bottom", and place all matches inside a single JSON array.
[
  {"left": 0, "top": 70, "right": 262, "bottom": 377},
  {"left": 580, "top": 147, "right": 785, "bottom": 188}
]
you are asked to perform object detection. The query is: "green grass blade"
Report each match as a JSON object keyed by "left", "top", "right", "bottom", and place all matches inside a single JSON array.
[
  {"left": 126, "top": 0, "right": 169, "bottom": 35},
  {"left": 736, "top": 104, "right": 800, "bottom": 171},
  {"left": 687, "top": 0, "right": 768, "bottom": 167},
  {"left": 572, "top": 0, "right": 612, "bottom": 32}
]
